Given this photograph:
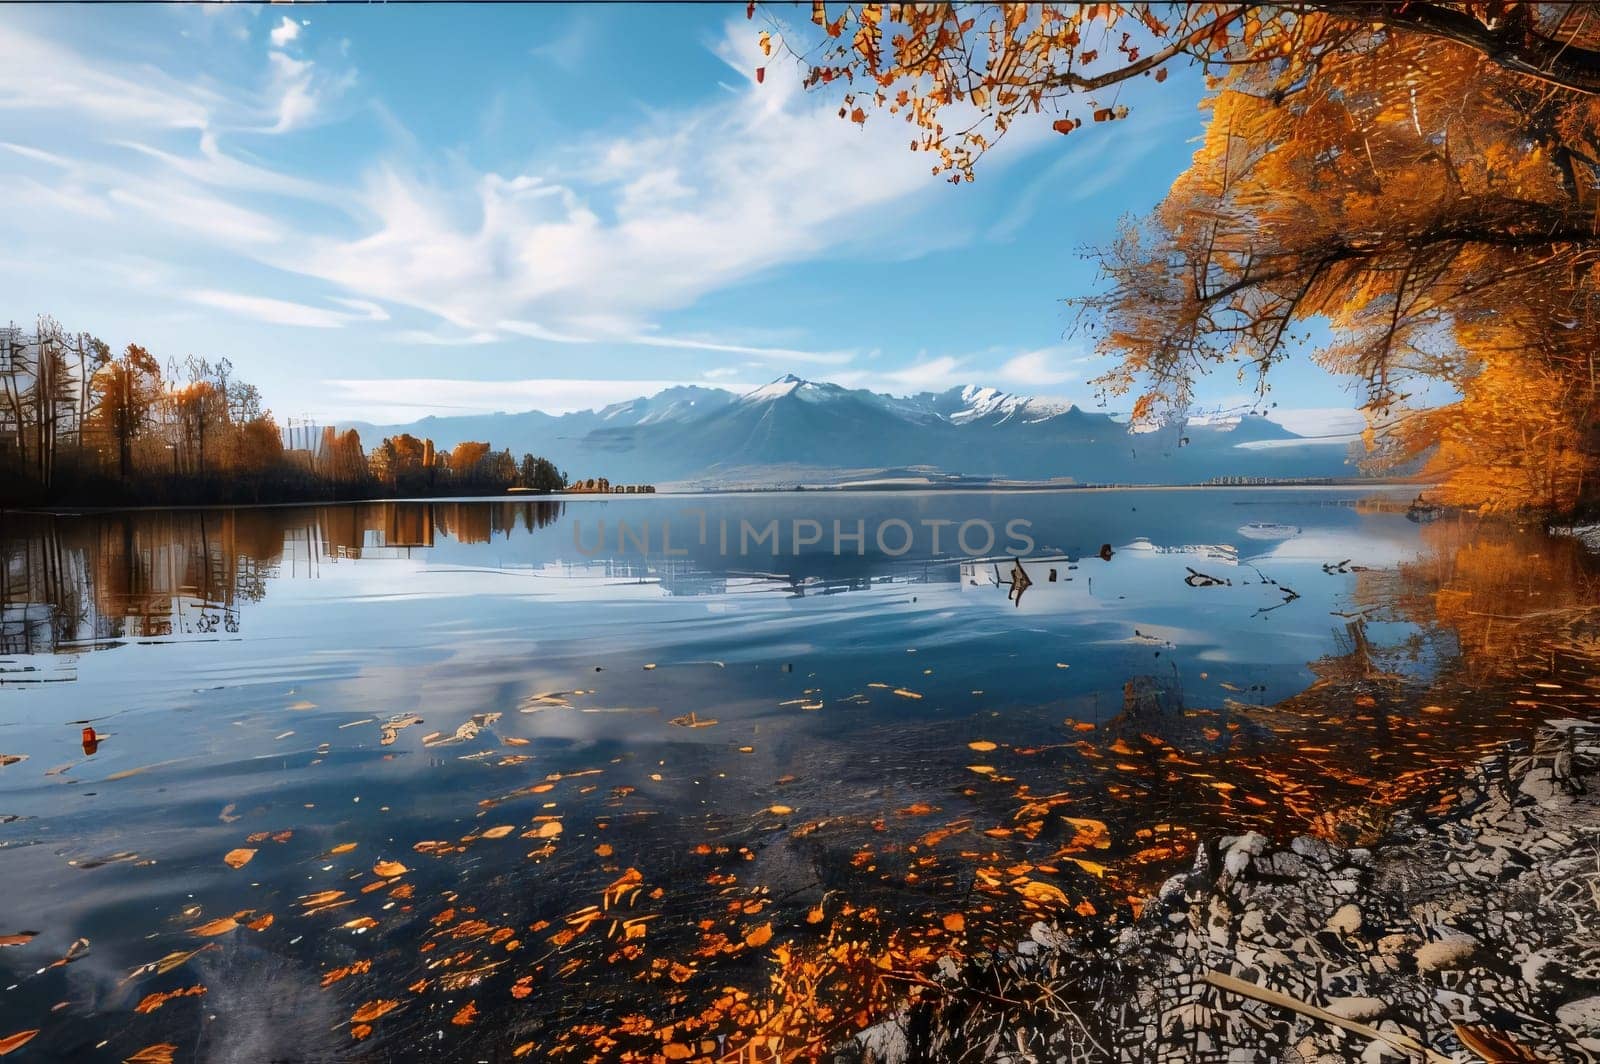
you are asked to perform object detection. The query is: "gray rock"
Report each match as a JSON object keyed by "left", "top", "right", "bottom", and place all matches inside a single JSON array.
[{"left": 1557, "top": 995, "right": 1600, "bottom": 1034}]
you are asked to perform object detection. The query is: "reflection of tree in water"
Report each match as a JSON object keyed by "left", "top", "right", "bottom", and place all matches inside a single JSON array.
[
  {"left": 1358, "top": 518, "right": 1600, "bottom": 682},
  {"left": 0, "top": 501, "right": 566, "bottom": 670}
]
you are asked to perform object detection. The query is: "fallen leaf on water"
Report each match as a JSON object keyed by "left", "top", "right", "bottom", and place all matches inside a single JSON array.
[
  {"left": 1017, "top": 879, "right": 1069, "bottom": 905},
  {"left": 0, "top": 755, "right": 27, "bottom": 768},
  {"left": 595, "top": 843, "right": 614, "bottom": 857},
  {"left": 481, "top": 826, "right": 515, "bottom": 840},
  {"left": 0, "top": 933, "right": 36, "bottom": 948},
  {"left": 942, "top": 913, "right": 965, "bottom": 932},
  {"left": 134, "top": 985, "right": 206, "bottom": 1014},
  {"left": 190, "top": 917, "right": 238, "bottom": 937},
  {"left": 766, "top": 805, "right": 793, "bottom": 816},
  {"left": 328, "top": 842, "right": 357, "bottom": 855},
  {"left": 247, "top": 914, "right": 274, "bottom": 932},
  {"left": 535, "top": 821, "right": 563, "bottom": 839},
  {"left": 967, "top": 764, "right": 995, "bottom": 775},
  {"left": 743, "top": 923, "right": 773, "bottom": 948},
  {"left": 0, "top": 1030, "right": 39, "bottom": 1055},
  {"left": 451, "top": 1001, "right": 477, "bottom": 1026},
  {"left": 968, "top": 740, "right": 997, "bottom": 752},
  {"left": 123, "top": 1045, "right": 177, "bottom": 1064},
  {"left": 372, "top": 859, "right": 408, "bottom": 877},
  {"left": 321, "top": 960, "right": 372, "bottom": 988},
  {"left": 222, "top": 848, "right": 256, "bottom": 869},
  {"left": 350, "top": 999, "right": 399, "bottom": 1024}
]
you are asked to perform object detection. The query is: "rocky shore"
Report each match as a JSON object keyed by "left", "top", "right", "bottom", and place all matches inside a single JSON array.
[{"left": 843, "top": 720, "right": 1600, "bottom": 1063}]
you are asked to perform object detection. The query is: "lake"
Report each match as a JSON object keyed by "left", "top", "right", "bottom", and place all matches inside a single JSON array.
[{"left": 2, "top": 488, "right": 1595, "bottom": 1061}]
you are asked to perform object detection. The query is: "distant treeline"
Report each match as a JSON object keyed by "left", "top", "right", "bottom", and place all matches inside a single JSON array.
[{"left": 0, "top": 316, "right": 568, "bottom": 507}]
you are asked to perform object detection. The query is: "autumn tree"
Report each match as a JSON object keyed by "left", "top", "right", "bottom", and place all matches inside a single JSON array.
[
  {"left": 449, "top": 441, "right": 492, "bottom": 481},
  {"left": 87, "top": 344, "right": 164, "bottom": 481},
  {"left": 784, "top": 2, "right": 1600, "bottom": 513}
]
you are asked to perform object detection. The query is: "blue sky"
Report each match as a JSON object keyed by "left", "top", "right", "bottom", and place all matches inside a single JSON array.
[{"left": 0, "top": 4, "right": 1365, "bottom": 435}]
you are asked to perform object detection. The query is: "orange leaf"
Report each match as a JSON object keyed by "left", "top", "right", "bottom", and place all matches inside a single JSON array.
[
  {"left": 222, "top": 848, "right": 256, "bottom": 869},
  {"left": 350, "top": 999, "right": 399, "bottom": 1024},
  {"left": 451, "top": 1001, "right": 477, "bottom": 1027},
  {"left": 372, "top": 860, "right": 408, "bottom": 878},
  {"left": 189, "top": 917, "right": 238, "bottom": 937},
  {"left": 0, "top": 1031, "right": 38, "bottom": 1056},
  {"left": 123, "top": 1046, "right": 177, "bottom": 1064},
  {"left": 743, "top": 922, "right": 773, "bottom": 948}
]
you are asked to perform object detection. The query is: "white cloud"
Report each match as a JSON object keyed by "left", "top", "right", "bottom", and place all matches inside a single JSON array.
[
  {"left": 0, "top": 23, "right": 212, "bottom": 129},
  {"left": 189, "top": 290, "right": 388, "bottom": 328},
  {"left": 316, "top": 376, "right": 728, "bottom": 421},
  {"left": 269, "top": 17, "right": 302, "bottom": 48},
  {"left": 290, "top": 18, "right": 1041, "bottom": 346},
  {"left": 995, "top": 347, "right": 1085, "bottom": 386},
  {"left": 834, "top": 356, "right": 969, "bottom": 394}
]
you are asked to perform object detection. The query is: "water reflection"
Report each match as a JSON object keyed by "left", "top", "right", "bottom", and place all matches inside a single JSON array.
[{"left": 0, "top": 490, "right": 1595, "bottom": 1061}]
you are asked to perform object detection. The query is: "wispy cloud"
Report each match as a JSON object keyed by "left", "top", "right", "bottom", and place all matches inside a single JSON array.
[
  {"left": 316, "top": 376, "right": 729, "bottom": 422},
  {"left": 189, "top": 290, "right": 388, "bottom": 328}
]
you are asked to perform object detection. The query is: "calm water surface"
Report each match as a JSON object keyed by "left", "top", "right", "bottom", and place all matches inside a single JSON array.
[{"left": 1, "top": 488, "right": 1588, "bottom": 1061}]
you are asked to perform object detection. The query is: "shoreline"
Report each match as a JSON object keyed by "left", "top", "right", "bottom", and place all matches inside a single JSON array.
[
  {"left": 843, "top": 721, "right": 1600, "bottom": 1062},
  {"left": 6, "top": 480, "right": 1427, "bottom": 518}
]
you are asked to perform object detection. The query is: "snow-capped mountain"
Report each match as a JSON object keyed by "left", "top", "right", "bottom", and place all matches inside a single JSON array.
[{"left": 338, "top": 374, "right": 1356, "bottom": 486}]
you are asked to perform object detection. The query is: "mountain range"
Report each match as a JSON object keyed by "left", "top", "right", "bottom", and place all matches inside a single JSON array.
[{"left": 336, "top": 375, "right": 1360, "bottom": 488}]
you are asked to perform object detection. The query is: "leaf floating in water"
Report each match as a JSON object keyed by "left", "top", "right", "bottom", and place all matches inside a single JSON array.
[
  {"left": 743, "top": 923, "right": 773, "bottom": 948},
  {"left": 0, "top": 755, "right": 28, "bottom": 768},
  {"left": 451, "top": 1001, "right": 477, "bottom": 1026},
  {"left": 46, "top": 938, "right": 90, "bottom": 969},
  {"left": 123, "top": 1044, "right": 177, "bottom": 1064},
  {"left": 247, "top": 914, "right": 274, "bottom": 932},
  {"left": 320, "top": 959, "right": 372, "bottom": 988},
  {"left": 190, "top": 917, "right": 238, "bottom": 937},
  {"left": 328, "top": 842, "right": 358, "bottom": 855},
  {"left": 666, "top": 712, "right": 718, "bottom": 729},
  {"left": 350, "top": 999, "right": 399, "bottom": 1024},
  {"left": 942, "top": 913, "right": 965, "bottom": 932},
  {"left": 130, "top": 945, "right": 215, "bottom": 981},
  {"left": 378, "top": 714, "right": 423, "bottom": 746},
  {"left": 222, "top": 848, "right": 256, "bottom": 869},
  {"left": 967, "top": 765, "right": 996, "bottom": 775},
  {"left": 133, "top": 985, "right": 205, "bottom": 1014},
  {"left": 0, "top": 1030, "right": 38, "bottom": 1055},
  {"left": 766, "top": 805, "right": 793, "bottom": 816},
  {"left": 968, "top": 740, "right": 997, "bottom": 752},
  {"left": 0, "top": 932, "right": 36, "bottom": 948},
  {"left": 286, "top": 700, "right": 316, "bottom": 711},
  {"left": 892, "top": 688, "right": 922, "bottom": 699},
  {"left": 481, "top": 826, "right": 516, "bottom": 840},
  {"left": 534, "top": 820, "right": 564, "bottom": 839},
  {"left": 372, "top": 859, "right": 408, "bottom": 877}
]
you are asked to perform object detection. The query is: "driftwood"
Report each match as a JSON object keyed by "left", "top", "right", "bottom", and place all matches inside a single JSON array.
[{"left": 1202, "top": 970, "right": 1454, "bottom": 1064}]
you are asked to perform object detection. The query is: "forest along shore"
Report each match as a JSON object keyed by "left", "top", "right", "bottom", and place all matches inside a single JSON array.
[{"left": 842, "top": 721, "right": 1600, "bottom": 1063}]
